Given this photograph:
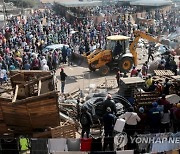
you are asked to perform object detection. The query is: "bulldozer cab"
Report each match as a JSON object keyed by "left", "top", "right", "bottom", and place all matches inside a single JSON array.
[{"left": 106, "top": 35, "right": 130, "bottom": 58}]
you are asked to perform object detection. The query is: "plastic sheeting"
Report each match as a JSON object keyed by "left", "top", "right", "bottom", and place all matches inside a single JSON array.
[{"left": 82, "top": 93, "right": 132, "bottom": 123}]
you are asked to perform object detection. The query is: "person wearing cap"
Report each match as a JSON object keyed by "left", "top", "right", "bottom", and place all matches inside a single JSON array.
[
  {"left": 103, "top": 94, "right": 117, "bottom": 115},
  {"left": 103, "top": 107, "right": 117, "bottom": 151},
  {"left": 60, "top": 68, "right": 67, "bottom": 93},
  {"left": 173, "top": 103, "right": 180, "bottom": 132},
  {"left": 148, "top": 102, "right": 161, "bottom": 133}
]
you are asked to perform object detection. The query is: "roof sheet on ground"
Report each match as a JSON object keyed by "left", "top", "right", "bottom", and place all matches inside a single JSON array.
[
  {"left": 58, "top": 1, "right": 102, "bottom": 7},
  {"left": 130, "top": 0, "right": 173, "bottom": 6},
  {"left": 107, "top": 35, "right": 130, "bottom": 40}
]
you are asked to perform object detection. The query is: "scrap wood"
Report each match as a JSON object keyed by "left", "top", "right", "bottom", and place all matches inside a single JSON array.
[
  {"left": 97, "top": 80, "right": 115, "bottom": 89},
  {"left": 59, "top": 103, "right": 76, "bottom": 107}
]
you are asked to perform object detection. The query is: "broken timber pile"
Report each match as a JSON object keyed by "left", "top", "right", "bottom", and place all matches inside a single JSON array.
[
  {"left": 0, "top": 91, "right": 60, "bottom": 136},
  {"left": 0, "top": 71, "right": 79, "bottom": 138}
]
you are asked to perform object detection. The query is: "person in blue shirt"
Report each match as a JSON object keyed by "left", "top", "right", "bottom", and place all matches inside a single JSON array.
[
  {"left": 23, "top": 61, "right": 31, "bottom": 70},
  {"left": 148, "top": 102, "right": 161, "bottom": 133}
]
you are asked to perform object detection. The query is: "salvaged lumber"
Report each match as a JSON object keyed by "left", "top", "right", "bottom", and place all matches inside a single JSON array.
[
  {"left": 0, "top": 91, "right": 60, "bottom": 135},
  {"left": 51, "top": 123, "right": 76, "bottom": 138},
  {"left": 134, "top": 91, "right": 159, "bottom": 106},
  {"left": 9, "top": 70, "right": 55, "bottom": 99}
]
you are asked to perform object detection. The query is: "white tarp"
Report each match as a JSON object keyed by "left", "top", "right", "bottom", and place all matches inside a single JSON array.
[{"left": 130, "top": 0, "right": 172, "bottom": 6}]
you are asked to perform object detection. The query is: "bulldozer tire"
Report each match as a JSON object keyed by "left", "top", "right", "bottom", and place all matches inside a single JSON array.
[
  {"left": 89, "top": 64, "right": 96, "bottom": 72},
  {"left": 99, "top": 65, "right": 110, "bottom": 76},
  {"left": 119, "top": 57, "right": 133, "bottom": 73}
]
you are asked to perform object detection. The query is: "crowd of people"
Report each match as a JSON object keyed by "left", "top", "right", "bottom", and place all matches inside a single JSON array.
[
  {"left": 0, "top": 1, "right": 179, "bottom": 152},
  {"left": 79, "top": 92, "right": 180, "bottom": 150}
]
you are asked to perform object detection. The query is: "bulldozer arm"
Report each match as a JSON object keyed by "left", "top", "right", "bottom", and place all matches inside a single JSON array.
[
  {"left": 71, "top": 49, "right": 112, "bottom": 70},
  {"left": 71, "top": 52, "right": 89, "bottom": 67}
]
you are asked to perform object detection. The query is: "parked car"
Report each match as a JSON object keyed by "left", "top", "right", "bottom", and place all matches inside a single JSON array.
[{"left": 42, "top": 44, "right": 69, "bottom": 53}]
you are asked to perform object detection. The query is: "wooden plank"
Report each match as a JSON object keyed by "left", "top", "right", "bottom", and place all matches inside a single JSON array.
[
  {"left": 12, "top": 85, "right": 19, "bottom": 103},
  {"left": 38, "top": 80, "right": 42, "bottom": 96}
]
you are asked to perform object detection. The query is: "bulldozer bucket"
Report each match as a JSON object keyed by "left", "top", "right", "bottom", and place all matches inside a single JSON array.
[{"left": 71, "top": 53, "right": 89, "bottom": 67}]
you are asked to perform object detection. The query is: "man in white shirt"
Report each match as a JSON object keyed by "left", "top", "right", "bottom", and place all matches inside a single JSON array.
[
  {"left": 42, "top": 63, "right": 49, "bottom": 71},
  {"left": 41, "top": 56, "right": 47, "bottom": 69},
  {"left": 119, "top": 107, "right": 140, "bottom": 149}
]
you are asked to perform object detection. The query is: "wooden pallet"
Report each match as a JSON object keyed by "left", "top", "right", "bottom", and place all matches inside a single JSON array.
[{"left": 154, "top": 70, "right": 174, "bottom": 76}]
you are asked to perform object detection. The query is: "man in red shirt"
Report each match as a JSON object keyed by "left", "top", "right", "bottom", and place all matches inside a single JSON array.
[
  {"left": 130, "top": 66, "right": 138, "bottom": 77},
  {"left": 158, "top": 94, "right": 171, "bottom": 110}
]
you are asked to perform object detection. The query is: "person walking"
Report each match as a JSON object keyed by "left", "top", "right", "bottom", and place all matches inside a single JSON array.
[
  {"left": 147, "top": 45, "right": 154, "bottom": 62},
  {"left": 60, "top": 68, "right": 67, "bottom": 93}
]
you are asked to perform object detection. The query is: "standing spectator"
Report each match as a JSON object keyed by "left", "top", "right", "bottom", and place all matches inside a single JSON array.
[
  {"left": 67, "top": 46, "right": 72, "bottom": 66},
  {"left": 103, "top": 94, "right": 117, "bottom": 115},
  {"left": 163, "top": 78, "right": 171, "bottom": 95},
  {"left": 119, "top": 107, "right": 140, "bottom": 149},
  {"left": 137, "top": 107, "right": 147, "bottom": 134},
  {"left": 80, "top": 106, "right": 93, "bottom": 138},
  {"left": 116, "top": 70, "right": 122, "bottom": 87},
  {"left": 31, "top": 56, "right": 40, "bottom": 70},
  {"left": 173, "top": 103, "right": 180, "bottom": 132},
  {"left": 160, "top": 107, "right": 171, "bottom": 133},
  {"left": 42, "top": 63, "right": 49, "bottom": 71},
  {"left": 23, "top": 61, "right": 31, "bottom": 70},
  {"left": 137, "top": 69, "right": 142, "bottom": 78},
  {"left": 60, "top": 68, "right": 67, "bottom": 93},
  {"left": 103, "top": 107, "right": 116, "bottom": 151},
  {"left": 130, "top": 66, "right": 137, "bottom": 77},
  {"left": 62, "top": 45, "right": 67, "bottom": 64},
  {"left": 141, "top": 63, "right": 148, "bottom": 76},
  {"left": 148, "top": 102, "right": 161, "bottom": 133},
  {"left": 145, "top": 75, "right": 153, "bottom": 89}
]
